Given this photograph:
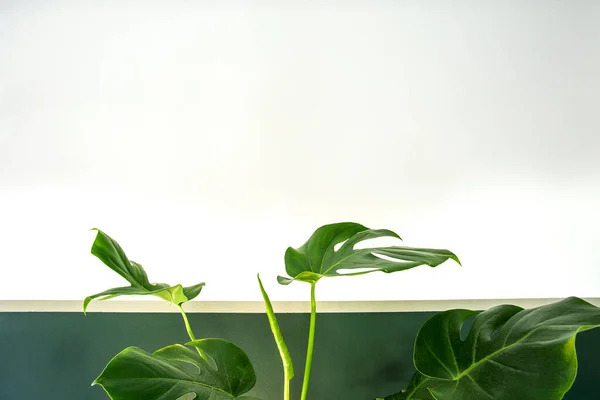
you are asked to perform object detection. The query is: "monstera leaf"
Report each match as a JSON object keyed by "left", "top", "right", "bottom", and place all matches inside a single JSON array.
[
  {"left": 94, "top": 338, "right": 261, "bottom": 400},
  {"left": 383, "top": 297, "right": 600, "bottom": 400},
  {"left": 278, "top": 222, "right": 460, "bottom": 284},
  {"left": 84, "top": 229, "right": 204, "bottom": 313}
]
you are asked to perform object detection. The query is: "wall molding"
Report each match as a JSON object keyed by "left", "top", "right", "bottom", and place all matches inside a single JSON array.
[{"left": 1, "top": 298, "right": 599, "bottom": 313}]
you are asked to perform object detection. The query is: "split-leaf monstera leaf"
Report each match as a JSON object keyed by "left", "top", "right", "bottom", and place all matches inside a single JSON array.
[
  {"left": 383, "top": 297, "right": 600, "bottom": 400},
  {"left": 94, "top": 338, "right": 261, "bottom": 400},
  {"left": 278, "top": 222, "right": 460, "bottom": 285},
  {"left": 84, "top": 229, "right": 205, "bottom": 313}
]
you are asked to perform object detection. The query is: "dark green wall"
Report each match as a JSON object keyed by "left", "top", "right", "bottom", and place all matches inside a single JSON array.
[{"left": 0, "top": 312, "right": 598, "bottom": 399}]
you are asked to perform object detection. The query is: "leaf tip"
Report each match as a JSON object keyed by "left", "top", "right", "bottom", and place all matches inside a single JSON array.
[
  {"left": 451, "top": 253, "right": 462, "bottom": 266},
  {"left": 257, "top": 273, "right": 264, "bottom": 288},
  {"left": 277, "top": 275, "right": 293, "bottom": 285},
  {"left": 88, "top": 228, "right": 102, "bottom": 240},
  {"left": 83, "top": 297, "right": 92, "bottom": 315}
]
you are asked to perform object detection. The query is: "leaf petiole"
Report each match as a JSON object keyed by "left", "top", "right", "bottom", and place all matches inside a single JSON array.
[
  {"left": 300, "top": 281, "right": 317, "bottom": 400},
  {"left": 177, "top": 304, "right": 209, "bottom": 363}
]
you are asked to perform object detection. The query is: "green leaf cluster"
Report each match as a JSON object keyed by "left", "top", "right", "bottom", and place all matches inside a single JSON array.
[
  {"left": 84, "top": 229, "right": 260, "bottom": 400},
  {"left": 384, "top": 297, "right": 600, "bottom": 399},
  {"left": 83, "top": 222, "right": 600, "bottom": 400}
]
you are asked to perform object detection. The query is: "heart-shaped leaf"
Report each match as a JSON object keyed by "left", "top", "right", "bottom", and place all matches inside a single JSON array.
[
  {"left": 94, "top": 338, "right": 260, "bottom": 400},
  {"left": 84, "top": 229, "right": 204, "bottom": 313},
  {"left": 278, "top": 222, "right": 460, "bottom": 285},
  {"left": 384, "top": 297, "right": 600, "bottom": 399}
]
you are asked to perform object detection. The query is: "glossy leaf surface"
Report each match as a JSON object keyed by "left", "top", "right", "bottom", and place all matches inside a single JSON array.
[
  {"left": 278, "top": 222, "right": 459, "bottom": 284},
  {"left": 94, "top": 339, "right": 260, "bottom": 400},
  {"left": 385, "top": 297, "right": 600, "bottom": 399},
  {"left": 84, "top": 229, "right": 204, "bottom": 312}
]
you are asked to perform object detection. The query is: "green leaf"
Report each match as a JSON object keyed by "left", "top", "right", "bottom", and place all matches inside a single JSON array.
[
  {"left": 94, "top": 339, "right": 261, "bottom": 400},
  {"left": 382, "top": 372, "right": 440, "bottom": 400},
  {"left": 84, "top": 229, "right": 204, "bottom": 313},
  {"left": 257, "top": 274, "right": 294, "bottom": 379},
  {"left": 278, "top": 222, "right": 460, "bottom": 285},
  {"left": 390, "top": 297, "right": 600, "bottom": 400}
]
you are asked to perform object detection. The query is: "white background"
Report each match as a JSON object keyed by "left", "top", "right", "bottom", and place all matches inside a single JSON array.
[{"left": 1, "top": 0, "right": 599, "bottom": 302}]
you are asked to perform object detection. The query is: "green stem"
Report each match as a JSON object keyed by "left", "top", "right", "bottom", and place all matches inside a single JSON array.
[
  {"left": 301, "top": 282, "right": 317, "bottom": 400},
  {"left": 178, "top": 304, "right": 209, "bottom": 363},
  {"left": 284, "top": 372, "right": 291, "bottom": 400},
  {"left": 257, "top": 274, "right": 294, "bottom": 400}
]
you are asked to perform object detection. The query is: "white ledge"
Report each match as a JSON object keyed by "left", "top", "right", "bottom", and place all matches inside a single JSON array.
[{"left": 1, "top": 298, "right": 599, "bottom": 313}]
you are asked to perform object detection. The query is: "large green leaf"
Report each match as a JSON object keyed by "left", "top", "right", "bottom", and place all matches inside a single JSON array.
[
  {"left": 278, "top": 222, "right": 460, "bottom": 285},
  {"left": 384, "top": 297, "right": 600, "bottom": 400},
  {"left": 84, "top": 229, "right": 204, "bottom": 313},
  {"left": 94, "top": 338, "right": 261, "bottom": 400}
]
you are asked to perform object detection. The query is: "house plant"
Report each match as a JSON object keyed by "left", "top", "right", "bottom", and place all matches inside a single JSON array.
[{"left": 84, "top": 223, "right": 600, "bottom": 399}]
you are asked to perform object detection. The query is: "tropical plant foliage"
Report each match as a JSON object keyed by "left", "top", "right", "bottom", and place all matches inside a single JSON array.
[
  {"left": 278, "top": 222, "right": 460, "bottom": 285},
  {"left": 274, "top": 222, "right": 461, "bottom": 400},
  {"left": 83, "top": 223, "right": 600, "bottom": 400},
  {"left": 84, "top": 229, "right": 204, "bottom": 313},
  {"left": 85, "top": 229, "right": 262, "bottom": 400},
  {"left": 382, "top": 297, "right": 600, "bottom": 400},
  {"left": 95, "top": 340, "right": 259, "bottom": 400}
]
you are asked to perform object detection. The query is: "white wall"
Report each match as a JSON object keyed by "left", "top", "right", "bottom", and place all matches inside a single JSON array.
[{"left": 1, "top": 0, "right": 599, "bottom": 302}]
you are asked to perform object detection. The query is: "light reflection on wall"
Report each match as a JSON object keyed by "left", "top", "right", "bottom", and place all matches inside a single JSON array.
[{"left": 1, "top": 0, "right": 599, "bottom": 301}]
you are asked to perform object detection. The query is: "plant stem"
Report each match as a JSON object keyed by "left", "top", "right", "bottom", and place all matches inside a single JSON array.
[
  {"left": 300, "top": 282, "right": 317, "bottom": 400},
  {"left": 284, "top": 372, "right": 291, "bottom": 400},
  {"left": 178, "top": 304, "right": 209, "bottom": 363},
  {"left": 257, "top": 274, "right": 294, "bottom": 400}
]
